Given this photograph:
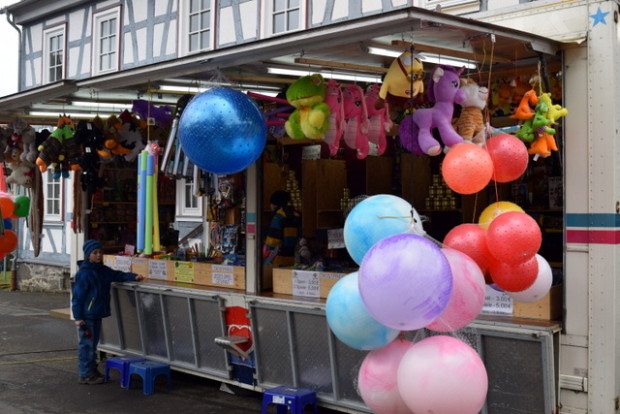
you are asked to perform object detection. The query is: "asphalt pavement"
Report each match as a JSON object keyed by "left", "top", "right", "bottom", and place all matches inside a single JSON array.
[{"left": 0, "top": 289, "right": 341, "bottom": 413}]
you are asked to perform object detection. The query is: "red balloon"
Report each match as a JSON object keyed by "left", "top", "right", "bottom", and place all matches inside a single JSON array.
[
  {"left": 444, "top": 223, "right": 493, "bottom": 274},
  {"left": 0, "top": 197, "right": 15, "bottom": 219},
  {"left": 485, "top": 134, "right": 529, "bottom": 183},
  {"left": 487, "top": 211, "right": 542, "bottom": 264},
  {"left": 489, "top": 255, "right": 538, "bottom": 292},
  {"left": 0, "top": 230, "right": 17, "bottom": 253},
  {"left": 442, "top": 143, "right": 493, "bottom": 195}
]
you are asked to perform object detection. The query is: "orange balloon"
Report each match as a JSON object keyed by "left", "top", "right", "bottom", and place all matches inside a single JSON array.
[
  {"left": 486, "top": 134, "right": 529, "bottom": 183},
  {"left": 442, "top": 143, "right": 493, "bottom": 195},
  {"left": 490, "top": 255, "right": 538, "bottom": 292},
  {"left": 0, "top": 230, "right": 17, "bottom": 253},
  {"left": 0, "top": 197, "right": 14, "bottom": 219},
  {"left": 478, "top": 201, "right": 525, "bottom": 230}
]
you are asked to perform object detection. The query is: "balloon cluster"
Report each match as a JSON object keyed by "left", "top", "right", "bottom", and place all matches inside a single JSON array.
[
  {"left": 442, "top": 134, "right": 529, "bottom": 194},
  {"left": 327, "top": 195, "right": 488, "bottom": 413},
  {"left": 444, "top": 201, "right": 552, "bottom": 300},
  {"left": 0, "top": 193, "right": 30, "bottom": 258}
]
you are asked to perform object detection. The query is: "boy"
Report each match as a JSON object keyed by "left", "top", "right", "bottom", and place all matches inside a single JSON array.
[
  {"left": 263, "top": 190, "right": 301, "bottom": 267},
  {"left": 71, "top": 239, "right": 145, "bottom": 384}
]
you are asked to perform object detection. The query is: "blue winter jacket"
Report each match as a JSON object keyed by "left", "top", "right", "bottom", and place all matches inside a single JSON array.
[{"left": 71, "top": 260, "right": 138, "bottom": 320}]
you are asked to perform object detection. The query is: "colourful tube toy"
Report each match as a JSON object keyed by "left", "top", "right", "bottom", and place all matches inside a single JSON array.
[
  {"left": 152, "top": 161, "right": 161, "bottom": 252},
  {"left": 137, "top": 150, "right": 148, "bottom": 252},
  {"left": 144, "top": 154, "right": 154, "bottom": 255}
]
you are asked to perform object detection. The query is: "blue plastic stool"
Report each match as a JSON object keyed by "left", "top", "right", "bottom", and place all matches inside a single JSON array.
[
  {"left": 104, "top": 356, "right": 146, "bottom": 388},
  {"left": 127, "top": 360, "right": 173, "bottom": 395},
  {"left": 261, "top": 386, "right": 318, "bottom": 414}
]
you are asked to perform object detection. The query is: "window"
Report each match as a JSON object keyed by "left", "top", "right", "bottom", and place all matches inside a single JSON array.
[
  {"left": 43, "top": 25, "right": 65, "bottom": 83},
  {"left": 43, "top": 171, "right": 62, "bottom": 222},
  {"left": 263, "top": 0, "right": 304, "bottom": 36},
  {"left": 92, "top": 7, "right": 121, "bottom": 75},
  {"left": 176, "top": 179, "right": 203, "bottom": 219},
  {"left": 179, "top": 0, "right": 214, "bottom": 55}
]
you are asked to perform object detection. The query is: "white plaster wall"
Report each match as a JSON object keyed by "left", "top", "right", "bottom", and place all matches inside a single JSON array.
[
  {"left": 240, "top": 1, "right": 257, "bottom": 40},
  {"left": 97, "top": 0, "right": 120, "bottom": 11},
  {"left": 332, "top": 1, "right": 348, "bottom": 20},
  {"left": 81, "top": 43, "right": 91, "bottom": 76},
  {"left": 312, "top": 0, "right": 327, "bottom": 25},
  {"left": 155, "top": 0, "right": 169, "bottom": 16},
  {"left": 30, "top": 24, "right": 43, "bottom": 54},
  {"left": 362, "top": 0, "right": 382, "bottom": 13},
  {"left": 166, "top": 20, "right": 176, "bottom": 56},
  {"left": 45, "top": 16, "right": 65, "bottom": 26},
  {"left": 136, "top": 27, "right": 147, "bottom": 61},
  {"left": 68, "top": 9, "right": 86, "bottom": 42},
  {"left": 392, "top": 0, "right": 407, "bottom": 6},
  {"left": 132, "top": 0, "right": 148, "bottom": 22},
  {"left": 123, "top": 32, "right": 133, "bottom": 65},
  {"left": 219, "top": 6, "right": 235, "bottom": 45},
  {"left": 68, "top": 47, "right": 80, "bottom": 78},
  {"left": 153, "top": 23, "right": 164, "bottom": 58}
]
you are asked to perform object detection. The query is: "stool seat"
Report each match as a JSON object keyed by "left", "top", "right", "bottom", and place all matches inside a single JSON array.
[
  {"left": 127, "top": 360, "right": 173, "bottom": 395},
  {"left": 104, "top": 356, "right": 146, "bottom": 388},
  {"left": 261, "top": 386, "right": 318, "bottom": 414}
]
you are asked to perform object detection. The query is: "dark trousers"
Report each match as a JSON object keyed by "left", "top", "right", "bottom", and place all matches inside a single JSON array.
[{"left": 77, "top": 318, "right": 102, "bottom": 378}]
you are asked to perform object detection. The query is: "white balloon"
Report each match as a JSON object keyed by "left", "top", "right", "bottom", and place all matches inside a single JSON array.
[{"left": 509, "top": 254, "right": 553, "bottom": 302}]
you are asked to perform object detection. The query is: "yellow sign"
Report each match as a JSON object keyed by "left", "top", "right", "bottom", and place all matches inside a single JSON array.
[{"left": 174, "top": 261, "right": 195, "bottom": 283}]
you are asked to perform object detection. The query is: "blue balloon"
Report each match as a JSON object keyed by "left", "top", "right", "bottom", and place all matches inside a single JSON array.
[
  {"left": 344, "top": 194, "right": 425, "bottom": 265},
  {"left": 326, "top": 272, "right": 400, "bottom": 350},
  {"left": 178, "top": 88, "right": 266, "bottom": 175},
  {"left": 3, "top": 218, "right": 12, "bottom": 230}
]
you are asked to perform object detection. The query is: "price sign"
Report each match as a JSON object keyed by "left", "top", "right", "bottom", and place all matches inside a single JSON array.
[
  {"left": 292, "top": 270, "right": 320, "bottom": 298},
  {"left": 115, "top": 256, "right": 131, "bottom": 272},
  {"left": 148, "top": 260, "right": 168, "bottom": 280},
  {"left": 174, "top": 262, "right": 195, "bottom": 283},
  {"left": 481, "top": 286, "right": 513, "bottom": 315},
  {"left": 327, "top": 228, "right": 345, "bottom": 249},
  {"left": 212, "top": 272, "right": 234, "bottom": 286}
]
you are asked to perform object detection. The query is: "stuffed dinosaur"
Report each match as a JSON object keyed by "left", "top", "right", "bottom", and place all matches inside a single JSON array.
[
  {"left": 539, "top": 92, "right": 568, "bottom": 123},
  {"left": 365, "top": 83, "right": 392, "bottom": 155},
  {"left": 323, "top": 79, "right": 345, "bottom": 156},
  {"left": 510, "top": 89, "right": 539, "bottom": 120},
  {"left": 454, "top": 78, "right": 488, "bottom": 144},
  {"left": 399, "top": 65, "right": 466, "bottom": 156},
  {"left": 284, "top": 74, "right": 331, "bottom": 140},
  {"left": 342, "top": 84, "right": 370, "bottom": 159}
]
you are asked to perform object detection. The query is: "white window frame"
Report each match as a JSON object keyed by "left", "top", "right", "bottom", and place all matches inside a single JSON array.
[
  {"left": 92, "top": 6, "right": 121, "bottom": 76},
  {"left": 42, "top": 24, "right": 66, "bottom": 84},
  {"left": 261, "top": 0, "right": 306, "bottom": 38},
  {"left": 43, "top": 171, "right": 63, "bottom": 223},
  {"left": 175, "top": 179, "right": 203, "bottom": 220},
  {"left": 178, "top": 0, "right": 215, "bottom": 57}
]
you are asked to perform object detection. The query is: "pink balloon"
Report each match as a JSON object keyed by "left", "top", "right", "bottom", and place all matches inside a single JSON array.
[
  {"left": 426, "top": 248, "right": 486, "bottom": 332},
  {"left": 487, "top": 211, "right": 542, "bottom": 264},
  {"left": 489, "top": 255, "right": 538, "bottom": 292},
  {"left": 443, "top": 223, "right": 493, "bottom": 274},
  {"left": 397, "top": 335, "right": 488, "bottom": 414},
  {"left": 485, "top": 133, "right": 529, "bottom": 183},
  {"left": 442, "top": 143, "right": 494, "bottom": 195},
  {"left": 509, "top": 254, "right": 553, "bottom": 302},
  {"left": 358, "top": 339, "right": 415, "bottom": 414}
]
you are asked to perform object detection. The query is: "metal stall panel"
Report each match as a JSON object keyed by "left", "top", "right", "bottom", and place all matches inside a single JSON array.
[
  {"left": 250, "top": 300, "right": 369, "bottom": 412},
  {"left": 100, "top": 284, "right": 231, "bottom": 380}
]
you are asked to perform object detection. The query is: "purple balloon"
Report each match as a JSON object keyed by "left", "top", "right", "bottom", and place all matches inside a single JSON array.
[{"left": 359, "top": 233, "right": 453, "bottom": 330}]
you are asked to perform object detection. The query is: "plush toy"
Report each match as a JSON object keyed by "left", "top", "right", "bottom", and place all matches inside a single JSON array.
[
  {"left": 8, "top": 118, "right": 36, "bottom": 163},
  {"left": 36, "top": 115, "right": 80, "bottom": 174},
  {"left": 365, "top": 83, "right": 393, "bottom": 155},
  {"left": 0, "top": 126, "right": 12, "bottom": 163},
  {"left": 490, "top": 80, "right": 513, "bottom": 117},
  {"left": 526, "top": 93, "right": 566, "bottom": 159},
  {"left": 117, "top": 112, "right": 145, "bottom": 162},
  {"left": 5, "top": 146, "right": 33, "bottom": 188},
  {"left": 323, "top": 79, "right": 345, "bottom": 156},
  {"left": 539, "top": 92, "right": 568, "bottom": 123},
  {"left": 284, "top": 74, "right": 331, "bottom": 140},
  {"left": 399, "top": 65, "right": 466, "bottom": 156},
  {"left": 378, "top": 51, "right": 424, "bottom": 104},
  {"left": 131, "top": 99, "right": 174, "bottom": 128},
  {"left": 73, "top": 120, "right": 106, "bottom": 192},
  {"left": 510, "top": 89, "right": 539, "bottom": 120},
  {"left": 102, "top": 114, "right": 131, "bottom": 156},
  {"left": 342, "top": 84, "right": 370, "bottom": 159},
  {"left": 454, "top": 78, "right": 488, "bottom": 144}
]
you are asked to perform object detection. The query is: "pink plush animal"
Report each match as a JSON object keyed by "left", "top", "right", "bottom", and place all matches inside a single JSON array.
[
  {"left": 365, "top": 84, "right": 393, "bottom": 156},
  {"left": 323, "top": 79, "right": 345, "bottom": 156},
  {"left": 399, "top": 65, "right": 466, "bottom": 156},
  {"left": 342, "top": 84, "right": 369, "bottom": 159}
]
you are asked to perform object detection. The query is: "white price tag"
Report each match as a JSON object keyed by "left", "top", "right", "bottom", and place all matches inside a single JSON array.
[
  {"left": 481, "top": 285, "right": 513, "bottom": 315},
  {"left": 292, "top": 270, "right": 320, "bottom": 298},
  {"left": 148, "top": 260, "right": 168, "bottom": 280},
  {"left": 115, "top": 256, "right": 132, "bottom": 272},
  {"left": 327, "top": 228, "right": 345, "bottom": 249},
  {"left": 212, "top": 272, "right": 234, "bottom": 286},
  {"left": 213, "top": 265, "right": 234, "bottom": 273}
]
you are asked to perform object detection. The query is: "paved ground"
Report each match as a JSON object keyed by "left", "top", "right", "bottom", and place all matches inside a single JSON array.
[{"left": 0, "top": 290, "right": 341, "bottom": 413}]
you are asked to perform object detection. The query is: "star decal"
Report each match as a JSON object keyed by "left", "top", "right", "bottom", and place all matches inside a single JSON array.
[{"left": 590, "top": 7, "right": 609, "bottom": 27}]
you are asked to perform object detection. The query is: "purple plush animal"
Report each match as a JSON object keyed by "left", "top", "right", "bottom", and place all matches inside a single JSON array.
[{"left": 399, "top": 65, "right": 466, "bottom": 156}]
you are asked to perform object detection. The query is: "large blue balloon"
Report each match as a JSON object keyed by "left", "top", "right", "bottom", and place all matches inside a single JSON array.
[
  {"left": 344, "top": 194, "right": 425, "bottom": 265},
  {"left": 178, "top": 88, "right": 266, "bottom": 175},
  {"left": 326, "top": 272, "right": 400, "bottom": 350}
]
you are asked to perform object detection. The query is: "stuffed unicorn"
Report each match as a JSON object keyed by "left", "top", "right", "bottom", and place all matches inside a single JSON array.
[
  {"left": 365, "top": 83, "right": 393, "bottom": 155},
  {"left": 323, "top": 79, "right": 345, "bottom": 156},
  {"left": 342, "top": 84, "right": 369, "bottom": 159},
  {"left": 399, "top": 65, "right": 466, "bottom": 156}
]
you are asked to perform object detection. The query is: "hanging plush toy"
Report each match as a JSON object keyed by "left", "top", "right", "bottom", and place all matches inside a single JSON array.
[
  {"left": 454, "top": 78, "right": 488, "bottom": 144},
  {"left": 36, "top": 115, "right": 80, "bottom": 175},
  {"left": 131, "top": 99, "right": 174, "bottom": 128},
  {"left": 342, "top": 84, "right": 370, "bottom": 159},
  {"left": 399, "top": 65, "right": 466, "bottom": 156},
  {"left": 284, "top": 74, "right": 331, "bottom": 140},
  {"left": 510, "top": 88, "right": 539, "bottom": 120},
  {"left": 378, "top": 51, "right": 424, "bottom": 110},
  {"left": 74, "top": 120, "right": 106, "bottom": 192},
  {"left": 323, "top": 79, "right": 345, "bottom": 156},
  {"left": 525, "top": 93, "right": 567, "bottom": 159},
  {"left": 365, "top": 83, "right": 392, "bottom": 155},
  {"left": 117, "top": 110, "right": 145, "bottom": 162}
]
